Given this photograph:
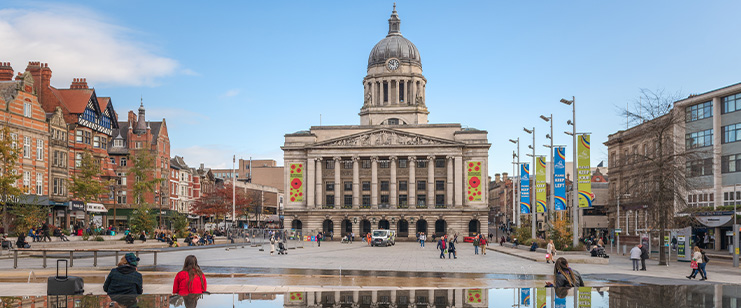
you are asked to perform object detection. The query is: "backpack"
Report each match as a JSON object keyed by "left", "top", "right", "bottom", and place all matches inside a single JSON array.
[
  {"left": 702, "top": 252, "right": 709, "bottom": 264},
  {"left": 474, "top": 238, "right": 480, "bottom": 246}
]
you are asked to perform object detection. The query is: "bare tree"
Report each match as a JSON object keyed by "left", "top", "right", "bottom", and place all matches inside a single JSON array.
[{"left": 619, "top": 88, "right": 704, "bottom": 265}]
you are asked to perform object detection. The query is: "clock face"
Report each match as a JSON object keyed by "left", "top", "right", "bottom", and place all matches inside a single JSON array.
[{"left": 387, "top": 59, "right": 400, "bottom": 71}]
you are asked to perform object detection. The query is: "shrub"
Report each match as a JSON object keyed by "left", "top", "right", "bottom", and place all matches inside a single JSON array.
[
  {"left": 62, "top": 229, "right": 71, "bottom": 236},
  {"left": 94, "top": 236, "right": 104, "bottom": 241},
  {"left": 548, "top": 218, "right": 572, "bottom": 251}
]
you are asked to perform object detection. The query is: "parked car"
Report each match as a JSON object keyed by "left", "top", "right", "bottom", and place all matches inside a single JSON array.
[{"left": 371, "top": 230, "right": 395, "bottom": 247}]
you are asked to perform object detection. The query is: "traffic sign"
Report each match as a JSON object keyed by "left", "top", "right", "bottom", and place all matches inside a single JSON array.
[{"left": 615, "top": 228, "right": 622, "bottom": 233}]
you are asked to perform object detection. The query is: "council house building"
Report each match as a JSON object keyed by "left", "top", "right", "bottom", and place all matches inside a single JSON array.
[{"left": 282, "top": 6, "right": 491, "bottom": 240}]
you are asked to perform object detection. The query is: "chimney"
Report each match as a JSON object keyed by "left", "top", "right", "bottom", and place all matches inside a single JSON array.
[
  {"left": 502, "top": 172, "right": 508, "bottom": 182},
  {"left": 495, "top": 173, "right": 501, "bottom": 183},
  {"left": 24, "top": 62, "right": 53, "bottom": 111},
  {"left": 70, "top": 78, "right": 88, "bottom": 89},
  {"left": 0, "top": 62, "right": 13, "bottom": 81}
]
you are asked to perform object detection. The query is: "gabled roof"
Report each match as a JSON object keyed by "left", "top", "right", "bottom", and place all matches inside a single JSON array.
[
  {"left": 54, "top": 88, "right": 95, "bottom": 114},
  {"left": 170, "top": 156, "right": 189, "bottom": 170}
]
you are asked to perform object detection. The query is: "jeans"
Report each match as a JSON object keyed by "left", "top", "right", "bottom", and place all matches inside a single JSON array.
[
  {"left": 699, "top": 263, "right": 707, "bottom": 279},
  {"left": 632, "top": 259, "right": 639, "bottom": 271},
  {"left": 475, "top": 246, "right": 479, "bottom": 254},
  {"left": 449, "top": 250, "right": 456, "bottom": 258},
  {"left": 439, "top": 249, "right": 446, "bottom": 258},
  {"left": 641, "top": 258, "right": 646, "bottom": 270},
  {"left": 420, "top": 240, "right": 425, "bottom": 247}
]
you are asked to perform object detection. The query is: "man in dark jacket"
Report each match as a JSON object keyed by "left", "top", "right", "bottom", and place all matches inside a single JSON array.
[
  {"left": 437, "top": 238, "right": 446, "bottom": 259},
  {"left": 639, "top": 244, "right": 649, "bottom": 271},
  {"left": 103, "top": 253, "right": 143, "bottom": 295}
]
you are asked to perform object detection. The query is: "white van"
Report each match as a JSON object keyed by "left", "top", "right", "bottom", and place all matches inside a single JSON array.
[{"left": 371, "top": 229, "right": 395, "bottom": 247}]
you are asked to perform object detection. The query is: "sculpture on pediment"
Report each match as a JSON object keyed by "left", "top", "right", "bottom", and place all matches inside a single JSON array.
[
  {"left": 375, "top": 131, "right": 393, "bottom": 145},
  {"left": 323, "top": 130, "right": 446, "bottom": 147}
]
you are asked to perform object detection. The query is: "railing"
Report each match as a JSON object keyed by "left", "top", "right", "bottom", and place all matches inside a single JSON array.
[
  {"left": 11, "top": 248, "right": 160, "bottom": 269},
  {"left": 342, "top": 205, "right": 353, "bottom": 209},
  {"left": 322, "top": 205, "right": 335, "bottom": 209},
  {"left": 435, "top": 204, "right": 447, "bottom": 209},
  {"left": 416, "top": 205, "right": 428, "bottom": 209},
  {"left": 359, "top": 205, "right": 371, "bottom": 209},
  {"left": 397, "top": 205, "right": 409, "bottom": 209}
]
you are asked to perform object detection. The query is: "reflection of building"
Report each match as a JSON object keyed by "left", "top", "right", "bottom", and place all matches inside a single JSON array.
[
  {"left": 282, "top": 6, "right": 490, "bottom": 240},
  {"left": 284, "top": 289, "right": 488, "bottom": 308}
]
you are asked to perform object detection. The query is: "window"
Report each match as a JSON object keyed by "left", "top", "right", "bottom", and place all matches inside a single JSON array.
[
  {"left": 417, "top": 195, "right": 426, "bottom": 206},
  {"left": 326, "top": 181, "right": 334, "bottom": 191},
  {"left": 722, "top": 154, "right": 741, "bottom": 173},
  {"left": 344, "top": 181, "right": 352, "bottom": 191},
  {"left": 53, "top": 151, "right": 59, "bottom": 167},
  {"left": 114, "top": 139, "right": 124, "bottom": 147},
  {"left": 361, "top": 159, "right": 371, "bottom": 169},
  {"left": 325, "top": 160, "right": 334, "bottom": 169},
  {"left": 380, "top": 181, "right": 389, "bottom": 191},
  {"left": 135, "top": 141, "right": 142, "bottom": 149},
  {"left": 723, "top": 123, "right": 741, "bottom": 143},
  {"left": 686, "top": 129, "right": 713, "bottom": 149},
  {"left": 399, "top": 180, "right": 407, "bottom": 191},
  {"left": 117, "top": 191, "right": 127, "bottom": 204},
  {"left": 76, "top": 130, "right": 83, "bottom": 142},
  {"left": 23, "top": 171, "right": 30, "bottom": 190},
  {"left": 74, "top": 153, "right": 82, "bottom": 167},
  {"left": 53, "top": 178, "right": 59, "bottom": 195},
  {"left": 36, "top": 173, "right": 42, "bottom": 195},
  {"left": 344, "top": 195, "right": 352, "bottom": 206},
  {"left": 120, "top": 157, "right": 127, "bottom": 166},
  {"left": 362, "top": 195, "right": 371, "bottom": 207},
  {"left": 686, "top": 101, "right": 712, "bottom": 122},
  {"left": 398, "top": 159, "right": 408, "bottom": 168},
  {"left": 117, "top": 172, "right": 127, "bottom": 185},
  {"left": 387, "top": 118, "right": 399, "bottom": 125},
  {"left": 380, "top": 195, "right": 389, "bottom": 205},
  {"left": 93, "top": 136, "right": 100, "bottom": 148},
  {"left": 36, "top": 139, "right": 43, "bottom": 160},
  {"left": 362, "top": 181, "right": 370, "bottom": 191},
  {"left": 399, "top": 194, "right": 408, "bottom": 206},
  {"left": 417, "top": 160, "right": 427, "bottom": 168},
  {"left": 436, "top": 194, "right": 445, "bottom": 206},
  {"left": 342, "top": 160, "right": 352, "bottom": 169},
  {"left": 722, "top": 93, "right": 741, "bottom": 114},
  {"left": 435, "top": 180, "right": 445, "bottom": 191},
  {"left": 23, "top": 136, "right": 30, "bottom": 158},
  {"left": 686, "top": 158, "right": 713, "bottom": 177},
  {"left": 379, "top": 160, "right": 390, "bottom": 168},
  {"left": 24, "top": 103, "right": 32, "bottom": 117},
  {"left": 10, "top": 133, "right": 17, "bottom": 149},
  {"left": 84, "top": 131, "right": 91, "bottom": 144},
  {"left": 435, "top": 158, "right": 445, "bottom": 168},
  {"left": 417, "top": 180, "right": 426, "bottom": 191}
]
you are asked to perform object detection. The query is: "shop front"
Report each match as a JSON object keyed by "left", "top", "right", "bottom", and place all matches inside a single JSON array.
[{"left": 69, "top": 201, "right": 85, "bottom": 230}]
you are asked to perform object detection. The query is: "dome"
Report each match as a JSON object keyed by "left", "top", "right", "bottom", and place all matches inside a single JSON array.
[{"left": 367, "top": 6, "right": 422, "bottom": 69}]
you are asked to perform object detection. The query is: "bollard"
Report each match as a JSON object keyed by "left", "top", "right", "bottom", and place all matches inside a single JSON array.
[
  {"left": 154, "top": 251, "right": 158, "bottom": 266},
  {"left": 115, "top": 251, "right": 119, "bottom": 266},
  {"left": 94, "top": 251, "right": 98, "bottom": 267},
  {"left": 69, "top": 251, "right": 74, "bottom": 267},
  {"left": 14, "top": 250, "right": 18, "bottom": 269},
  {"left": 43, "top": 251, "right": 47, "bottom": 269}
]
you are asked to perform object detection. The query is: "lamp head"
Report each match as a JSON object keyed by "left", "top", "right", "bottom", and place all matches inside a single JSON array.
[
  {"left": 546, "top": 134, "right": 551, "bottom": 139},
  {"left": 564, "top": 131, "right": 574, "bottom": 136},
  {"left": 567, "top": 120, "right": 573, "bottom": 125},
  {"left": 509, "top": 139, "right": 517, "bottom": 144},
  {"left": 528, "top": 145, "right": 534, "bottom": 149},
  {"left": 540, "top": 115, "right": 550, "bottom": 122},
  {"left": 523, "top": 128, "right": 533, "bottom": 134},
  {"left": 560, "top": 98, "right": 573, "bottom": 105}
]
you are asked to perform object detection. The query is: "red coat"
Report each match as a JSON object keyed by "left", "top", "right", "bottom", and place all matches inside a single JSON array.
[{"left": 173, "top": 271, "right": 207, "bottom": 295}]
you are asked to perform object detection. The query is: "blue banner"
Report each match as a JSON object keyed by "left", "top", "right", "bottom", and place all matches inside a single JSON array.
[
  {"left": 554, "top": 146, "right": 567, "bottom": 211},
  {"left": 555, "top": 297, "right": 566, "bottom": 308},
  {"left": 520, "top": 163, "right": 530, "bottom": 214},
  {"left": 521, "top": 288, "right": 531, "bottom": 306}
]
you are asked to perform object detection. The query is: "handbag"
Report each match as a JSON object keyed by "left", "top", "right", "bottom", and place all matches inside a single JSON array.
[
  {"left": 545, "top": 253, "right": 551, "bottom": 259},
  {"left": 690, "top": 260, "right": 698, "bottom": 269}
]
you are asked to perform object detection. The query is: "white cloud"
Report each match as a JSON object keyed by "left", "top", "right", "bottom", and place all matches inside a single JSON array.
[
  {"left": 221, "top": 89, "right": 240, "bottom": 98},
  {"left": 0, "top": 4, "right": 180, "bottom": 87}
]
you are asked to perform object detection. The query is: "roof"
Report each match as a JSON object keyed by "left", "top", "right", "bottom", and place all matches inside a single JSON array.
[
  {"left": 54, "top": 88, "right": 93, "bottom": 113},
  {"left": 170, "top": 156, "right": 189, "bottom": 170},
  {"left": 98, "top": 97, "right": 110, "bottom": 109}
]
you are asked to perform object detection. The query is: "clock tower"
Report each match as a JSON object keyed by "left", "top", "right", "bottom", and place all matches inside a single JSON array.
[{"left": 360, "top": 4, "right": 428, "bottom": 126}]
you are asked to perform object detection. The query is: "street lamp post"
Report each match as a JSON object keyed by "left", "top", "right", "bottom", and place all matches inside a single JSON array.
[
  {"left": 509, "top": 139, "right": 520, "bottom": 227},
  {"left": 541, "top": 114, "right": 554, "bottom": 224},
  {"left": 561, "top": 96, "right": 578, "bottom": 247},
  {"left": 616, "top": 193, "right": 630, "bottom": 255},
  {"left": 524, "top": 127, "right": 536, "bottom": 240}
]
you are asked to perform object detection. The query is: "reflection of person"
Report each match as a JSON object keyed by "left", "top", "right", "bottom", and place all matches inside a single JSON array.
[
  {"left": 173, "top": 255, "right": 207, "bottom": 295},
  {"left": 104, "top": 253, "right": 143, "bottom": 295},
  {"left": 184, "top": 294, "right": 201, "bottom": 308}
]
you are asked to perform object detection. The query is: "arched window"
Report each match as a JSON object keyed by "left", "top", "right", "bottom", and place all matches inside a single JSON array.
[
  {"left": 397, "top": 219, "right": 409, "bottom": 237},
  {"left": 468, "top": 220, "right": 480, "bottom": 236},
  {"left": 291, "top": 220, "right": 303, "bottom": 230},
  {"left": 435, "top": 219, "right": 447, "bottom": 237}
]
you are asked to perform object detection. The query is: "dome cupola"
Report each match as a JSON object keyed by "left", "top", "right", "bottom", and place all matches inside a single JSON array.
[{"left": 367, "top": 4, "right": 422, "bottom": 70}]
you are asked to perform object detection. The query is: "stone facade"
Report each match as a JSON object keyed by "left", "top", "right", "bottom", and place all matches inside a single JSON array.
[{"left": 282, "top": 7, "right": 490, "bottom": 240}]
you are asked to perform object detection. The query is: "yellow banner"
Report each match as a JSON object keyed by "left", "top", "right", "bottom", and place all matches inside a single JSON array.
[
  {"left": 467, "top": 161, "right": 482, "bottom": 202},
  {"left": 536, "top": 157, "right": 546, "bottom": 213},
  {"left": 288, "top": 292, "right": 305, "bottom": 302},
  {"left": 577, "top": 134, "right": 593, "bottom": 208},
  {"left": 467, "top": 289, "right": 483, "bottom": 304},
  {"left": 289, "top": 163, "right": 304, "bottom": 202},
  {"left": 536, "top": 287, "right": 546, "bottom": 308}
]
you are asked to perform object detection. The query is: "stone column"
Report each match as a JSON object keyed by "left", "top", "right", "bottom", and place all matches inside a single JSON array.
[
  {"left": 371, "top": 156, "right": 379, "bottom": 208},
  {"left": 390, "top": 156, "right": 398, "bottom": 207},
  {"left": 454, "top": 156, "right": 463, "bottom": 207},
  {"left": 315, "top": 158, "right": 323, "bottom": 208},
  {"left": 334, "top": 157, "right": 341, "bottom": 208},
  {"left": 352, "top": 156, "right": 360, "bottom": 208},
  {"left": 307, "top": 157, "right": 315, "bottom": 208},
  {"left": 712, "top": 96, "right": 722, "bottom": 210},
  {"left": 409, "top": 156, "right": 416, "bottom": 207},
  {"left": 394, "top": 80, "right": 400, "bottom": 105},
  {"left": 427, "top": 155, "right": 435, "bottom": 207},
  {"left": 446, "top": 156, "right": 454, "bottom": 207},
  {"left": 410, "top": 79, "right": 416, "bottom": 105}
]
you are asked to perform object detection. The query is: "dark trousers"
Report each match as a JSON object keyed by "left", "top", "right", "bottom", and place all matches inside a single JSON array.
[
  {"left": 641, "top": 258, "right": 646, "bottom": 270},
  {"left": 439, "top": 249, "right": 446, "bottom": 258}
]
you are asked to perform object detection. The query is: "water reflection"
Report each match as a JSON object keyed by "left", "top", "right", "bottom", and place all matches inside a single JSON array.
[{"left": 0, "top": 285, "right": 739, "bottom": 308}]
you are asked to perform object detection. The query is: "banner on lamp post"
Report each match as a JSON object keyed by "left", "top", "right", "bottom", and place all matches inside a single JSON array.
[
  {"left": 554, "top": 146, "right": 567, "bottom": 211},
  {"left": 536, "top": 287, "right": 546, "bottom": 308},
  {"left": 577, "top": 134, "right": 593, "bottom": 208},
  {"left": 536, "top": 157, "right": 547, "bottom": 213},
  {"left": 521, "top": 288, "right": 531, "bottom": 306},
  {"left": 520, "top": 163, "right": 531, "bottom": 214}
]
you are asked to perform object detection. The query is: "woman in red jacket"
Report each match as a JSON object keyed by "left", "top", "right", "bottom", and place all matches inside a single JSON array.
[{"left": 173, "top": 255, "right": 207, "bottom": 295}]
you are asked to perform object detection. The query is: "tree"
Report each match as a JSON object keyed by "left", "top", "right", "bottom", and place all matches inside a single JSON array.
[
  {"left": 70, "top": 150, "right": 110, "bottom": 229},
  {"left": 620, "top": 88, "right": 700, "bottom": 265},
  {"left": 129, "top": 204, "right": 157, "bottom": 235},
  {"left": 9, "top": 201, "right": 47, "bottom": 235},
  {"left": 0, "top": 125, "right": 21, "bottom": 234},
  {"left": 191, "top": 184, "right": 252, "bottom": 227},
  {"left": 129, "top": 150, "right": 165, "bottom": 229},
  {"left": 172, "top": 213, "right": 189, "bottom": 237}
]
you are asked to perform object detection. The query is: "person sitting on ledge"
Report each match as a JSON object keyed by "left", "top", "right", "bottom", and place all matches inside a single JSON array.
[{"left": 530, "top": 241, "right": 538, "bottom": 251}]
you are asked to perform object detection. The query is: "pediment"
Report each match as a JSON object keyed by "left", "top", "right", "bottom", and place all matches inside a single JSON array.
[{"left": 312, "top": 129, "right": 461, "bottom": 148}]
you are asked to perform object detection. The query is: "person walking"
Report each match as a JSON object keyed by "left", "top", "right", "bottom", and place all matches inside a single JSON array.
[
  {"left": 437, "top": 237, "right": 447, "bottom": 259},
  {"left": 270, "top": 236, "right": 276, "bottom": 255},
  {"left": 548, "top": 257, "right": 584, "bottom": 288},
  {"left": 103, "top": 253, "right": 143, "bottom": 295},
  {"left": 41, "top": 224, "right": 51, "bottom": 242},
  {"left": 687, "top": 246, "right": 708, "bottom": 280},
  {"left": 630, "top": 244, "right": 642, "bottom": 271},
  {"left": 546, "top": 240, "right": 557, "bottom": 264},
  {"left": 473, "top": 235, "right": 480, "bottom": 255},
  {"left": 316, "top": 232, "right": 322, "bottom": 247},
  {"left": 639, "top": 244, "right": 649, "bottom": 271},
  {"left": 454, "top": 233, "right": 458, "bottom": 244},
  {"left": 448, "top": 238, "right": 457, "bottom": 259},
  {"left": 500, "top": 236, "right": 506, "bottom": 246},
  {"left": 480, "top": 234, "right": 487, "bottom": 255},
  {"left": 420, "top": 232, "right": 426, "bottom": 248},
  {"left": 173, "top": 255, "right": 207, "bottom": 295}
]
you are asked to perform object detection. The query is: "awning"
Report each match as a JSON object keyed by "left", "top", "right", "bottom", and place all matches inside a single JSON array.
[
  {"left": 187, "top": 214, "right": 200, "bottom": 219},
  {"left": 695, "top": 215, "right": 734, "bottom": 228},
  {"left": 86, "top": 203, "right": 108, "bottom": 213},
  {"left": 264, "top": 215, "right": 280, "bottom": 223}
]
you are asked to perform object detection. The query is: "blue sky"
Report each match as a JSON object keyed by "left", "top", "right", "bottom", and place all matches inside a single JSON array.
[{"left": 2, "top": 1, "right": 740, "bottom": 175}]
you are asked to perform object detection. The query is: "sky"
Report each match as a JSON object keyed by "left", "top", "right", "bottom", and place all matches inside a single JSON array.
[{"left": 1, "top": 1, "right": 741, "bottom": 175}]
